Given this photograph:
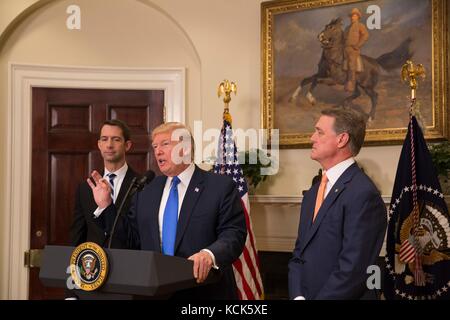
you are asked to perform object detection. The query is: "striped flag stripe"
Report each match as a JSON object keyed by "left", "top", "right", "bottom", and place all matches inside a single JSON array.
[
  {"left": 400, "top": 246, "right": 415, "bottom": 256},
  {"left": 232, "top": 256, "right": 254, "bottom": 299},
  {"left": 243, "top": 244, "right": 263, "bottom": 296},
  {"left": 232, "top": 264, "right": 246, "bottom": 300},
  {"left": 400, "top": 247, "right": 415, "bottom": 258},
  {"left": 399, "top": 245, "right": 416, "bottom": 263},
  {"left": 240, "top": 199, "right": 263, "bottom": 296},
  {"left": 238, "top": 251, "right": 259, "bottom": 298},
  {"left": 242, "top": 195, "right": 263, "bottom": 272},
  {"left": 400, "top": 252, "right": 415, "bottom": 263},
  {"left": 241, "top": 240, "right": 262, "bottom": 297}
]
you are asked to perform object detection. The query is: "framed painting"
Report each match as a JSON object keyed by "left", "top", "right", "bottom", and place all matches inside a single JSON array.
[{"left": 261, "top": 0, "right": 448, "bottom": 147}]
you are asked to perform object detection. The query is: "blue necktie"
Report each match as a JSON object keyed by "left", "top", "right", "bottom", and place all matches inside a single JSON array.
[
  {"left": 108, "top": 173, "right": 116, "bottom": 200},
  {"left": 162, "top": 176, "right": 180, "bottom": 256}
]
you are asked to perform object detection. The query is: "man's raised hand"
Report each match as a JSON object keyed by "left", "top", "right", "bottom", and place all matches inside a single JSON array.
[{"left": 86, "top": 170, "right": 112, "bottom": 209}]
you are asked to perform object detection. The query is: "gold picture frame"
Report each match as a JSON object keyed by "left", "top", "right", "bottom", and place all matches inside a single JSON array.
[{"left": 261, "top": 0, "right": 448, "bottom": 148}]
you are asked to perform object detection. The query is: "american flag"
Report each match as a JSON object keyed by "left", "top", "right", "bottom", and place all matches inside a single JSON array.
[{"left": 213, "top": 116, "right": 264, "bottom": 300}]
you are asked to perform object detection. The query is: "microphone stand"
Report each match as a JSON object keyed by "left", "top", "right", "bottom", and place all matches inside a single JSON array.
[{"left": 107, "top": 176, "right": 137, "bottom": 249}]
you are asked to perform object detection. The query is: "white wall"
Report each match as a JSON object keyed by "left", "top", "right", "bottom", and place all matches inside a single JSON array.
[{"left": 0, "top": 0, "right": 406, "bottom": 299}]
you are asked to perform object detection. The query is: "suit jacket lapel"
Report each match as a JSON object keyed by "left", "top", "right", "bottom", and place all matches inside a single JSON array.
[
  {"left": 300, "top": 163, "right": 359, "bottom": 254},
  {"left": 150, "top": 177, "right": 166, "bottom": 250},
  {"left": 174, "top": 166, "right": 204, "bottom": 252},
  {"left": 302, "top": 184, "right": 319, "bottom": 232}
]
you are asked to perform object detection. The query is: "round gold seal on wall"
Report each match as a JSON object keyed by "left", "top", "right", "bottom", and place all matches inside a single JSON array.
[{"left": 70, "top": 242, "right": 108, "bottom": 291}]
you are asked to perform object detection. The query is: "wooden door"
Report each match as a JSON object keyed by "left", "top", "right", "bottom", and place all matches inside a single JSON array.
[{"left": 30, "top": 88, "right": 164, "bottom": 299}]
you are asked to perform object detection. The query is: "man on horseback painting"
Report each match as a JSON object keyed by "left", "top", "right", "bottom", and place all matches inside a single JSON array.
[
  {"left": 289, "top": 13, "right": 412, "bottom": 122},
  {"left": 343, "top": 8, "right": 369, "bottom": 92}
]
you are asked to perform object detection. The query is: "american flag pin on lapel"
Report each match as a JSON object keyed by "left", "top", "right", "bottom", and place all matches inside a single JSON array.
[{"left": 195, "top": 187, "right": 199, "bottom": 192}]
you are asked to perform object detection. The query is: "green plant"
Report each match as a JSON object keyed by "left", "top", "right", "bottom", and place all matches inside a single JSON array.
[
  {"left": 429, "top": 141, "right": 450, "bottom": 177},
  {"left": 237, "top": 149, "right": 272, "bottom": 189}
]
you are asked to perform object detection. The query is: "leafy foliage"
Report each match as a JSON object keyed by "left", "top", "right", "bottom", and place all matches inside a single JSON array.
[
  {"left": 428, "top": 141, "right": 450, "bottom": 177},
  {"left": 237, "top": 149, "right": 272, "bottom": 189}
]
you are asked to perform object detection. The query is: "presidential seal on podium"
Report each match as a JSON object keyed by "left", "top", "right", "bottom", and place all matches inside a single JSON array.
[{"left": 70, "top": 242, "right": 109, "bottom": 291}]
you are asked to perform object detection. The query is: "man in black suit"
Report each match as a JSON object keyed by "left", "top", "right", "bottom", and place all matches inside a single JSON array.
[
  {"left": 70, "top": 119, "right": 138, "bottom": 249},
  {"left": 88, "top": 122, "right": 247, "bottom": 299}
]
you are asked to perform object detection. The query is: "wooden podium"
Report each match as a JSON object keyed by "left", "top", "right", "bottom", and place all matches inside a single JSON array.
[{"left": 39, "top": 245, "right": 219, "bottom": 300}]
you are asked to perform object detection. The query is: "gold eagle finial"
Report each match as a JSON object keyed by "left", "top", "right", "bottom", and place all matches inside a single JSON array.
[
  {"left": 401, "top": 60, "right": 426, "bottom": 100},
  {"left": 217, "top": 80, "right": 237, "bottom": 123}
]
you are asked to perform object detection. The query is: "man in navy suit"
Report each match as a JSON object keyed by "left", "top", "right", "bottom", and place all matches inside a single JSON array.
[
  {"left": 288, "top": 108, "right": 387, "bottom": 300},
  {"left": 88, "top": 122, "right": 247, "bottom": 299}
]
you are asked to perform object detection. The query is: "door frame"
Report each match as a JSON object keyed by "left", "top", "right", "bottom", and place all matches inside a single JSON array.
[{"left": 4, "top": 63, "right": 185, "bottom": 299}]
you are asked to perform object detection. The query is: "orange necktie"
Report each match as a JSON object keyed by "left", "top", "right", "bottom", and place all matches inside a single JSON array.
[{"left": 313, "top": 172, "right": 328, "bottom": 222}]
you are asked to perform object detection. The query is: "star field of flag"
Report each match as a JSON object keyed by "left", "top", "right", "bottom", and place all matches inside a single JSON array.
[{"left": 213, "top": 120, "right": 248, "bottom": 197}]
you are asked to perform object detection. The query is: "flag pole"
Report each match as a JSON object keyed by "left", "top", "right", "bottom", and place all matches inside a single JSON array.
[{"left": 401, "top": 60, "right": 427, "bottom": 286}]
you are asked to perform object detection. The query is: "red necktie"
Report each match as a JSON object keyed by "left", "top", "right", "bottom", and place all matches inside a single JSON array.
[{"left": 313, "top": 172, "right": 328, "bottom": 222}]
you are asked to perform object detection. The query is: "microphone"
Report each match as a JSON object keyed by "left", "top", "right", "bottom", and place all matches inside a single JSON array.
[
  {"left": 107, "top": 170, "right": 155, "bottom": 248},
  {"left": 132, "top": 170, "right": 156, "bottom": 194}
]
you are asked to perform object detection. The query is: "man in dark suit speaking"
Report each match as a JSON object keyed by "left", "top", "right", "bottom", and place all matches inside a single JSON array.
[
  {"left": 88, "top": 122, "right": 247, "bottom": 299},
  {"left": 288, "top": 108, "right": 387, "bottom": 300},
  {"left": 70, "top": 119, "right": 138, "bottom": 248}
]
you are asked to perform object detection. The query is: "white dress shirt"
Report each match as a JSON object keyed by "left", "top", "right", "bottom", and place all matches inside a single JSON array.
[
  {"left": 322, "top": 157, "right": 355, "bottom": 199},
  {"left": 158, "top": 163, "right": 218, "bottom": 268}
]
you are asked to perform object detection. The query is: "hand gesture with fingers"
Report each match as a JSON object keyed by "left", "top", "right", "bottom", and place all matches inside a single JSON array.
[{"left": 86, "top": 170, "right": 112, "bottom": 209}]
